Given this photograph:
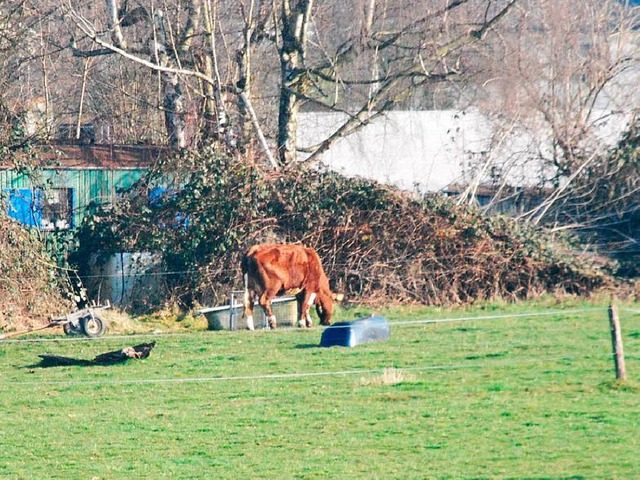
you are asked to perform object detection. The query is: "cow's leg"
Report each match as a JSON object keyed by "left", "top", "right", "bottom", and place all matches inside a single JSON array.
[
  {"left": 242, "top": 274, "right": 255, "bottom": 331},
  {"left": 295, "top": 292, "right": 305, "bottom": 328},
  {"left": 297, "top": 291, "right": 316, "bottom": 328},
  {"left": 258, "top": 291, "right": 278, "bottom": 329}
]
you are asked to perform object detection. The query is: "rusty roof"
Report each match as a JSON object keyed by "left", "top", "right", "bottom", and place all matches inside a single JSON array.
[{"left": 1, "top": 144, "right": 174, "bottom": 170}]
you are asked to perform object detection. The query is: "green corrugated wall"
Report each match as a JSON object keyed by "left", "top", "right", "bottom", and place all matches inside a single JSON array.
[{"left": 0, "top": 168, "right": 147, "bottom": 227}]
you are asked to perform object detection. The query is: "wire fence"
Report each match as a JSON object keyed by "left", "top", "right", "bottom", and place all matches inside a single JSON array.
[
  {"left": 1, "top": 305, "right": 637, "bottom": 388},
  {"left": 9, "top": 249, "right": 567, "bottom": 281},
  {"left": 2, "top": 357, "right": 602, "bottom": 387},
  {"left": 0, "top": 306, "right": 612, "bottom": 343}
]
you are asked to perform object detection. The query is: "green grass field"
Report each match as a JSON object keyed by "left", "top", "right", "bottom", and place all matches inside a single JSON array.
[{"left": 1, "top": 299, "right": 639, "bottom": 479}]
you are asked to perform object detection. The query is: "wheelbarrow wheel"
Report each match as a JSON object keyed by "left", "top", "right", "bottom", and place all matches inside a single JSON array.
[
  {"left": 63, "top": 321, "right": 83, "bottom": 336},
  {"left": 81, "top": 314, "right": 107, "bottom": 337}
]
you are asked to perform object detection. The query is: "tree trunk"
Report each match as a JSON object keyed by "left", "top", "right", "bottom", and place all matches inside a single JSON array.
[
  {"left": 105, "top": 0, "right": 127, "bottom": 49},
  {"left": 154, "top": 8, "right": 187, "bottom": 148},
  {"left": 277, "top": 0, "right": 313, "bottom": 166},
  {"left": 163, "top": 81, "right": 186, "bottom": 148},
  {"left": 202, "top": 0, "right": 229, "bottom": 143},
  {"left": 278, "top": 84, "right": 300, "bottom": 165},
  {"left": 236, "top": 45, "right": 252, "bottom": 150}
]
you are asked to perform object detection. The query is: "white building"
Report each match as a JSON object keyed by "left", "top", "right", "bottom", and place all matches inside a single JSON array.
[{"left": 299, "top": 108, "right": 632, "bottom": 194}]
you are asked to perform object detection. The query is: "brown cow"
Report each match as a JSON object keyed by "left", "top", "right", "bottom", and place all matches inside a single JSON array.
[{"left": 241, "top": 243, "right": 338, "bottom": 330}]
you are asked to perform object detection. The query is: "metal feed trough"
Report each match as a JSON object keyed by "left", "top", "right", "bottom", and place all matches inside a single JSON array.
[{"left": 197, "top": 292, "right": 298, "bottom": 330}]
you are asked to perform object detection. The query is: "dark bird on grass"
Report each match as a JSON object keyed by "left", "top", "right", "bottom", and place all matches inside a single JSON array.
[{"left": 93, "top": 341, "right": 157, "bottom": 364}]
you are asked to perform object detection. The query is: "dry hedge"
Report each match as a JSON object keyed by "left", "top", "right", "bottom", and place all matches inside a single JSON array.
[
  {"left": 0, "top": 215, "right": 74, "bottom": 331},
  {"left": 77, "top": 150, "right": 609, "bottom": 310},
  {"left": 258, "top": 173, "right": 608, "bottom": 306}
]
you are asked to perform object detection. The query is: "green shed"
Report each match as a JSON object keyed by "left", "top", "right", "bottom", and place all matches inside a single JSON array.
[{"left": 1, "top": 145, "right": 170, "bottom": 230}]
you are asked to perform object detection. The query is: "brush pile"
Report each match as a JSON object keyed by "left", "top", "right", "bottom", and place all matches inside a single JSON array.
[
  {"left": 0, "top": 214, "right": 74, "bottom": 332},
  {"left": 77, "top": 149, "right": 609, "bottom": 309}
]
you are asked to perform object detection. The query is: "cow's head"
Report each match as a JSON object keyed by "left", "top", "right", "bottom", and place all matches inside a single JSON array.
[
  {"left": 316, "top": 292, "right": 343, "bottom": 326},
  {"left": 315, "top": 296, "right": 332, "bottom": 325}
]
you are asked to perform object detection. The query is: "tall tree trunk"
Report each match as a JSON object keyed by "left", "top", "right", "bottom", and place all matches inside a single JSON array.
[
  {"left": 236, "top": 43, "right": 252, "bottom": 150},
  {"left": 76, "top": 58, "right": 92, "bottom": 142},
  {"left": 105, "top": 0, "right": 127, "bottom": 49},
  {"left": 154, "top": 8, "right": 187, "bottom": 148},
  {"left": 202, "top": 0, "right": 229, "bottom": 143},
  {"left": 277, "top": 83, "right": 300, "bottom": 165},
  {"left": 163, "top": 82, "right": 186, "bottom": 148},
  {"left": 277, "top": 0, "right": 313, "bottom": 166}
]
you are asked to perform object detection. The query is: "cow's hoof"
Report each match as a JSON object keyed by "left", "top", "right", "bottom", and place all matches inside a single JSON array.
[
  {"left": 297, "top": 320, "right": 306, "bottom": 328},
  {"left": 305, "top": 320, "right": 313, "bottom": 328},
  {"left": 268, "top": 316, "right": 277, "bottom": 330}
]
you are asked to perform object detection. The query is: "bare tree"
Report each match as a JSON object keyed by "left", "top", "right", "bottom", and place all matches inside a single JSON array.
[
  {"left": 56, "top": 0, "right": 519, "bottom": 168},
  {"left": 0, "top": 2, "right": 62, "bottom": 147},
  {"left": 67, "top": 0, "right": 194, "bottom": 147},
  {"left": 278, "top": 0, "right": 519, "bottom": 166},
  {"left": 470, "top": 1, "right": 640, "bottom": 202}
]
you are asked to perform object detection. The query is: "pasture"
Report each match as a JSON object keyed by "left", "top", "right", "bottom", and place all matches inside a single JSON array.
[{"left": 1, "top": 299, "right": 639, "bottom": 479}]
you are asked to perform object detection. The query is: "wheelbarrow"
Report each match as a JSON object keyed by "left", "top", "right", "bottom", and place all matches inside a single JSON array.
[{"left": 0, "top": 302, "right": 111, "bottom": 340}]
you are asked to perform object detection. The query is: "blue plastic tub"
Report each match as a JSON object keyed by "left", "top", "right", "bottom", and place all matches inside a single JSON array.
[{"left": 320, "top": 315, "right": 390, "bottom": 347}]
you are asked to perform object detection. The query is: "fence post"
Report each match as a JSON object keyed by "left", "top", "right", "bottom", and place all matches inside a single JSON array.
[{"left": 608, "top": 303, "right": 627, "bottom": 381}]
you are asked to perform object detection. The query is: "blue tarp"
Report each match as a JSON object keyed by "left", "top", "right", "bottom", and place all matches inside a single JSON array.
[
  {"left": 320, "top": 316, "right": 390, "bottom": 348},
  {"left": 3, "top": 188, "right": 41, "bottom": 227}
]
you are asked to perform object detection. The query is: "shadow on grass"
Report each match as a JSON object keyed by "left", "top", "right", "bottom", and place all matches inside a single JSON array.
[
  {"left": 598, "top": 379, "right": 639, "bottom": 393},
  {"left": 294, "top": 343, "right": 321, "bottom": 349},
  {"left": 30, "top": 355, "right": 95, "bottom": 368},
  {"left": 27, "top": 342, "right": 157, "bottom": 368}
]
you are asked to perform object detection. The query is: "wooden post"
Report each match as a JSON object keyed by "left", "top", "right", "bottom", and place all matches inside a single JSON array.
[{"left": 608, "top": 303, "right": 627, "bottom": 381}]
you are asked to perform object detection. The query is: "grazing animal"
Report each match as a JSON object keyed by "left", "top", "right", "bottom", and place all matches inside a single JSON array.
[{"left": 241, "top": 243, "right": 340, "bottom": 330}]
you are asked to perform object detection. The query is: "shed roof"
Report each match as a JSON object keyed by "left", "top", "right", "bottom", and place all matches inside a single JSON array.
[{"left": 1, "top": 144, "right": 173, "bottom": 170}]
